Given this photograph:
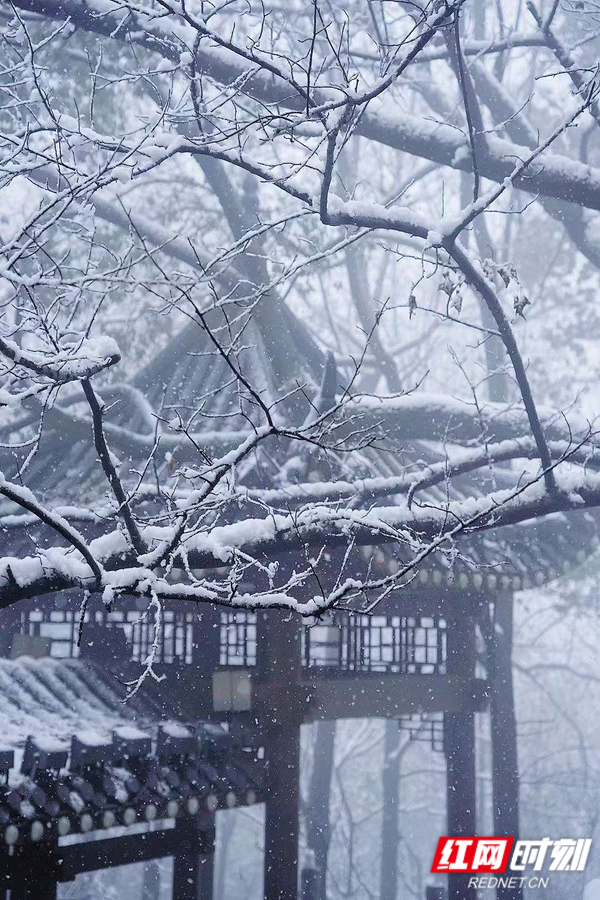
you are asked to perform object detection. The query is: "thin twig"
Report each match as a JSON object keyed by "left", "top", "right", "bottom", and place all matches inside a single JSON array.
[{"left": 82, "top": 378, "right": 146, "bottom": 554}]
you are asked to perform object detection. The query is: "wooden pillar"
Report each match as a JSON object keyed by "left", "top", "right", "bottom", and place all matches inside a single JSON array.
[
  {"left": 197, "top": 853, "right": 214, "bottom": 900},
  {"left": 9, "top": 849, "right": 58, "bottom": 900},
  {"left": 265, "top": 719, "right": 301, "bottom": 900},
  {"left": 445, "top": 709, "right": 477, "bottom": 900},
  {"left": 0, "top": 606, "right": 20, "bottom": 657},
  {"left": 0, "top": 864, "right": 8, "bottom": 900},
  {"left": 261, "top": 609, "right": 302, "bottom": 900},
  {"left": 444, "top": 600, "right": 478, "bottom": 900},
  {"left": 172, "top": 823, "right": 215, "bottom": 900},
  {"left": 192, "top": 603, "right": 221, "bottom": 675}
]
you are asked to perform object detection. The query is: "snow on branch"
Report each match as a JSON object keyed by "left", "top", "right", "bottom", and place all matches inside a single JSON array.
[
  {"left": 3, "top": 0, "right": 600, "bottom": 649},
  {"left": 0, "top": 335, "right": 121, "bottom": 404},
  {"left": 2, "top": 456, "right": 600, "bottom": 612},
  {"left": 11, "top": 0, "right": 600, "bottom": 216}
]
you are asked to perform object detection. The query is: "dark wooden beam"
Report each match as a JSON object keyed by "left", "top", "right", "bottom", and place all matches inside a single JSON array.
[
  {"left": 55, "top": 823, "right": 213, "bottom": 879},
  {"left": 256, "top": 675, "right": 489, "bottom": 722}
]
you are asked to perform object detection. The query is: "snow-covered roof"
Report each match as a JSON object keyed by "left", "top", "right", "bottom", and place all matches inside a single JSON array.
[
  {"left": 0, "top": 656, "right": 152, "bottom": 758},
  {"left": 0, "top": 657, "right": 263, "bottom": 848},
  {"left": 1, "top": 310, "right": 598, "bottom": 589}
]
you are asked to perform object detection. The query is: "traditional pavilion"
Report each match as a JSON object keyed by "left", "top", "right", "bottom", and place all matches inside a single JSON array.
[{"left": 0, "top": 297, "right": 596, "bottom": 900}]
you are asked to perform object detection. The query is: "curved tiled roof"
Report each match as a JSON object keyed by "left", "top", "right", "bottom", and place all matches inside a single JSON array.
[
  {"left": 0, "top": 657, "right": 263, "bottom": 848},
  {"left": 1, "top": 313, "right": 598, "bottom": 590}
]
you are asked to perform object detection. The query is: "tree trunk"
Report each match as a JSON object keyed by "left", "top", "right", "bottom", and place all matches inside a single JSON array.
[
  {"left": 380, "top": 720, "right": 401, "bottom": 900},
  {"left": 304, "top": 720, "right": 335, "bottom": 900},
  {"left": 490, "top": 598, "right": 523, "bottom": 900}
]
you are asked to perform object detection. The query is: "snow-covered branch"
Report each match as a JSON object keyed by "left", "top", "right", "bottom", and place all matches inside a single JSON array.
[
  {"left": 2, "top": 457, "right": 600, "bottom": 612},
  {"left": 0, "top": 335, "right": 121, "bottom": 405},
  {"left": 2, "top": 0, "right": 600, "bottom": 635}
]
